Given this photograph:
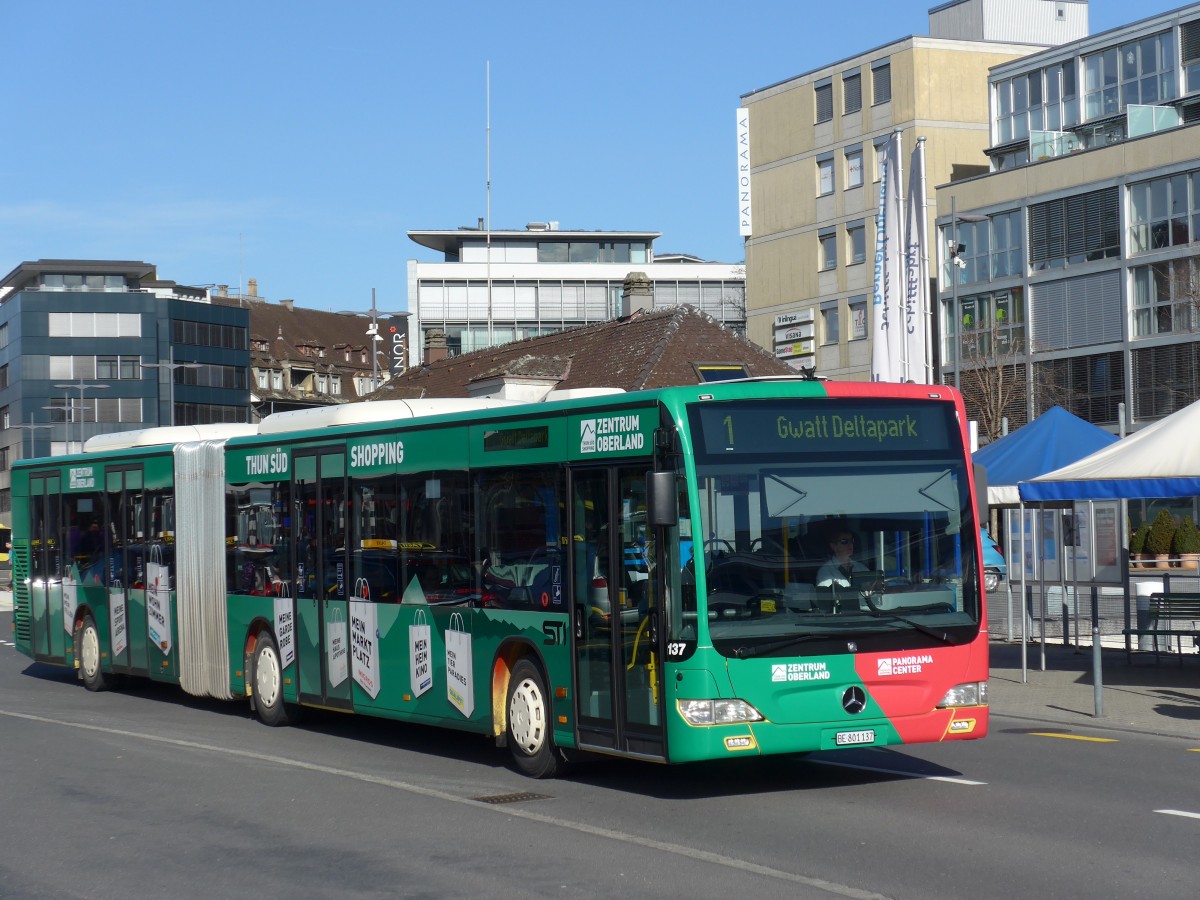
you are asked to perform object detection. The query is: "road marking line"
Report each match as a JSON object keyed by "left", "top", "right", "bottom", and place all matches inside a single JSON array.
[
  {"left": 1028, "top": 732, "right": 1117, "bottom": 743},
  {"left": 0, "top": 709, "right": 890, "bottom": 900},
  {"left": 809, "top": 758, "right": 986, "bottom": 785},
  {"left": 1155, "top": 809, "right": 1200, "bottom": 820}
]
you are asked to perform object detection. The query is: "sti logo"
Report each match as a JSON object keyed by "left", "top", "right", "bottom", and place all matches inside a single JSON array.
[
  {"left": 771, "top": 664, "right": 787, "bottom": 682},
  {"left": 580, "top": 419, "right": 597, "bottom": 454}
]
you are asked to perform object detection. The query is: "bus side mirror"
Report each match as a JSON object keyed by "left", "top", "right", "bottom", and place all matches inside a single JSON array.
[
  {"left": 646, "top": 471, "right": 678, "bottom": 528},
  {"left": 973, "top": 462, "right": 990, "bottom": 524}
]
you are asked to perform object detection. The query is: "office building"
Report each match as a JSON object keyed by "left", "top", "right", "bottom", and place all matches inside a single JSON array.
[
  {"left": 739, "top": 0, "right": 1083, "bottom": 378},
  {"left": 0, "top": 259, "right": 251, "bottom": 513},
  {"left": 937, "top": 2, "right": 1200, "bottom": 437},
  {"left": 406, "top": 223, "right": 745, "bottom": 366}
]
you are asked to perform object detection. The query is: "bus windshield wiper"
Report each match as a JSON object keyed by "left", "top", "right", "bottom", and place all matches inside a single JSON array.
[
  {"left": 731, "top": 631, "right": 837, "bottom": 659},
  {"left": 863, "top": 608, "right": 960, "bottom": 644}
]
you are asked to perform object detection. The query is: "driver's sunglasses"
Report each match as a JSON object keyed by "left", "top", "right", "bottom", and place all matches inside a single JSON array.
[{"left": 835, "top": 537, "right": 854, "bottom": 545}]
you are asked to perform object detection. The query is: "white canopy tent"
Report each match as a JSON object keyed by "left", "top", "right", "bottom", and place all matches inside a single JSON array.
[{"left": 1020, "top": 397, "right": 1200, "bottom": 502}]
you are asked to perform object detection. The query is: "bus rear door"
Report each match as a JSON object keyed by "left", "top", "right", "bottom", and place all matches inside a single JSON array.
[{"left": 293, "top": 449, "right": 353, "bottom": 711}]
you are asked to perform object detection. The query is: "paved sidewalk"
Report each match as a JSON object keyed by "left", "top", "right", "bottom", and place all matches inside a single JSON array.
[
  {"left": 4, "top": 590, "right": 1196, "bottom": 739},
  {"left": 988, "top": 638, "right": 1200, "bottom": 740}
]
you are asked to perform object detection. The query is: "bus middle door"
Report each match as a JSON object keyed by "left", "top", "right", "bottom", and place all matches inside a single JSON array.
[{"left": 294, "top": 449, "right": 353, "bottom": 710}]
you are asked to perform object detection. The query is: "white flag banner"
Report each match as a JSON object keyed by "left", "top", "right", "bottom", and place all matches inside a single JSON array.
[
  {"left": 871, "top": 132, "right": 904, "bottom": 382},
  {"left": 903, "top": 138, "right": 930, "bottom": 383}
]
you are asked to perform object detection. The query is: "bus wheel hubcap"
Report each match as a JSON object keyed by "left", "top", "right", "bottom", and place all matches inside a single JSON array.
[
  {"left": 82, "top": 627, "right": 99, "bottom": 676},
  {"left": 510, "top": 679, "right": 545, "bottom": 755},
  {"left": 256, "top": 648, "right": 280, "bottom": 707}
]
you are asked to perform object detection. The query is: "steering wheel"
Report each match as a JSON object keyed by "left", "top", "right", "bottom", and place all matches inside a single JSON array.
[{"left": 703, "top": 538, "right": 734, "bottom": 555}]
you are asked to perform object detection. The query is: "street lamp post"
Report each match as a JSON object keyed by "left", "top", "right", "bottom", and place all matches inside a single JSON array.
[
  {"left": 53, "top": 380, "right": 111, "bottom": 453},
  {"left": 945, "top": 196, "right": 989, "bottom": 388},
  {"left": 9, "top": 420, "right": 56, "bottom": 460},
  {"left": 336, "top": 289, "right": 405, "bottom": 394},
  {"left": 141, "top": 351, "right": 202, "bottom": 426}
]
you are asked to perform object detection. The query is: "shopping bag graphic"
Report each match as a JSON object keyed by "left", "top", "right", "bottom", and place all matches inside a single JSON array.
[
  {"left": 350, "top": 595, "right": 380, "bottom": 699},
  {"left": 445, "top": 611, "right": 474, "bottom": 718},
  {"left": 109, "top": 580, "right": 127, "bottom": 658},
  {"left": 273, "top": 594, "right": 295, "bottom": 669},
  {"left": 327, "top": 606, "right": 349, "bottom": 688},
  {"left": 146, "top": 546, "right": 173, "bottom": 655},
  {"left": 409, "top": 608, "right": 432, "bottom": 697}
]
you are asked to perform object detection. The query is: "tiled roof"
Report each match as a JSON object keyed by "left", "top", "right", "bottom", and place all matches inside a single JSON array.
[{"left": 369, "top": 305, "right": 794, "bottom": 400}]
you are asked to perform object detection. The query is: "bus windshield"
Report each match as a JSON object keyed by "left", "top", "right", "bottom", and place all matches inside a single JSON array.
[{"left": 688, "top": 399, "right": 980, "bottom": 656}]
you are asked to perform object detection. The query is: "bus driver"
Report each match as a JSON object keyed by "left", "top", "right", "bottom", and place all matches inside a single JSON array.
[{"left": 816, "top": 527, "right": 868, "bottom": 588}]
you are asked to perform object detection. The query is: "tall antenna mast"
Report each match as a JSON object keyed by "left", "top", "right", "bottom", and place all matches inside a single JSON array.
[{"left": 486, "top": 60, "right": 493, "bottom": 346}]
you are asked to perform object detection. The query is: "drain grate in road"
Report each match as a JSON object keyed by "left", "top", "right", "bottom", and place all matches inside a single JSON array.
[{"left": 471, "top": 791, "right": 553, "bottom": 805}]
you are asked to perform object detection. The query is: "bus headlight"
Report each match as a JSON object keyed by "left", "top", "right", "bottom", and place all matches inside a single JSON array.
[
  {"left": 677, "top": 698, "right": 765, "bottom": 726},
  {"left": 938, "top": 681, "right": 988, "bottom": 708}
]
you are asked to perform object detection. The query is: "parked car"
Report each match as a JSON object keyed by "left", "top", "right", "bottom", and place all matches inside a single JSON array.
[{"left": 982, "top": 527, "right": 1007, "bottom": 593}]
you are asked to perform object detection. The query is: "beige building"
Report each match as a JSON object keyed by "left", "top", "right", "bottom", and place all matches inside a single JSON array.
[
  {"left": 936, "top": 3, "right": 1200, "bottom": 439},
  {"left": 738, "top": 0, "right": 1084, "bottom": 379}
]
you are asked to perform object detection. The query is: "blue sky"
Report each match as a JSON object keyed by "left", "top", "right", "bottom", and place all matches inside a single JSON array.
[{"left": 0, "top": 0, "right": 1178, "bottom": 312}]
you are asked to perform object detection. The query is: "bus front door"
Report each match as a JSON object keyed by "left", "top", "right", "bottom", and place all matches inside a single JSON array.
[
  {"left": 570, "top": 467, "right": 665, "bottom": 760},
  {"left": 28, "top": 473, "right": 63, "bottom": 661},
  {"left": 293, "top": 449, "right": 353, "bottom": 711}
]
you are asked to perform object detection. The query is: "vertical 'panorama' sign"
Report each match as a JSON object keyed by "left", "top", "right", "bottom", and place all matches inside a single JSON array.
[{"left": 737, "top": 108, "right": 752, "bottom": 237}]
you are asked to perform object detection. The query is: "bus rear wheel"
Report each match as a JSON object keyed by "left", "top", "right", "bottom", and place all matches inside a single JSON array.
[
  {"left": 506, "top": 659, "right": 560, "bottom": 779},
  {"left": 79, "top": 615, "right": 112, "bottom": 692},
  {"left": 251, "top": 631, "right": 296, "bottom": 727}
]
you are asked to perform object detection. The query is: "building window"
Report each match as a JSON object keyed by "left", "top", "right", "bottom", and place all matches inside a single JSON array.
[
  {"left": 821, "top": 301, "right": 840, "bottom": 345},
  {"left": 96, "top": 398, "right": 143, "bottom": 423},
  {"left": 1129, "top": 171, "right": 1194, "bottom": 254},
  {"left": 843, "top": 73, "right": 862, "bottom": 114},
  {"left": 873, "top": 138, "right": 890, "bottom": 181},
  {"left": 1133, "top": 341, "right": 1200, "bottom": 419},
  {"left": 272, "top": 371, "right": 283, "bottom": 390},
  {"left": 331, "top": 376, "right": 342, "bottom": 396},
  {"left": 817, "top": 156, "right": 834, "bottom": 195},
  {"left": 990, "top": 210, "right": 1023, "bottom": 278},
  {"left": 845, "top": 147, "right": 863, "bottom": 189},
  {"left": 1132, "top": 258, "right": 1200, "bottom": 336},
  {"left": 818, "top": 228, "right": 837, "bottom": 271},
  {"left": 848, "top": 296, "right": 868, "bottom": 340},
  {"left": 872, "top": 61, "right": 891, "bottom": 105},
  {"left": 48, "top": 312, "right": 141, "bottom": 338},
  {"left": 1028, "top": 187, "right": 1120, "bottom": 270},
  {"left": 958, "top": 289, "right": 1026, "bottom": 361},
  {"left": 0, "top": 406, "right": 8, "bottom": 429},
  {"left": 815, "top": 80, "right": 833, "bottom": 124},
  {"left": 847, "top": 221, "right": 866, "bottom": 265},
  {"left": 0, "top": 323, "right": 7, "bottom": 349},
  {"left": 994, "top": 65, "right": 1081, "bottom": 144},
  {"left": 1083, "top": 31, "right": 1176, "bottom": 120},
  {"left": 944, "top": 218, "right": 989, "bottom": 287},
  {"left": 0, "top": 365, "right": 7, "bottom": 390},
  {"left": 1184, "top": 19, "right": 1200, "bottom": 93},
  {"left": 1033, "top": 351, "right": 1124, "bottom": 425},
  {"left": 256, "top": 370, "right": 268, "bottom": 389}
]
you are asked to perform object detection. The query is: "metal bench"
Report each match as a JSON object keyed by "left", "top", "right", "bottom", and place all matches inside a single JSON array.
[{"left": 1123, "top": 592, "right": 1200, "bottom": 664}]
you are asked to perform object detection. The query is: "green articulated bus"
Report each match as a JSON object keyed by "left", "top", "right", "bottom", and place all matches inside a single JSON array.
[{"left": 10, "top": 378, "right": 990, "bottom": 777}]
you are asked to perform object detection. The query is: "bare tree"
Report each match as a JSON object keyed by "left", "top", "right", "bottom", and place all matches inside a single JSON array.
[{"left": 952, "top": 289, "right": 1080, "bottom": 442}]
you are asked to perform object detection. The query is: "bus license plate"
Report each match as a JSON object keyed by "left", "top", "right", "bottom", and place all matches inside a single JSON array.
[{"left": 836, "top": 729, "right": 875, "bottom": 746}]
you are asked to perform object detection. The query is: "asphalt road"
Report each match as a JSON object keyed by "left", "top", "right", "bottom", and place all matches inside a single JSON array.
[{"left": 0, "top": 637, "right": 1196, "bottom": 900}]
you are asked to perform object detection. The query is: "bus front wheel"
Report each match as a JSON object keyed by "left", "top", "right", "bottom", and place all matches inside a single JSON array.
[
  {"left": 251, "top": 631, "right": 295, "bottom": 727},
  {"left": 506, "top": 659, "right": 560, "bottom": 779},
  {"left": 79, "top": 615, "right": 112, "bottom": 692}
]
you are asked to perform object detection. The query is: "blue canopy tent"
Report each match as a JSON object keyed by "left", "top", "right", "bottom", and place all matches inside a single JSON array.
[
  {"left": 974, "top": 406, "right": 1118, "bottom": 507},
  {"left": 1021, "top": 397, "right": 1200, "bottom": 502}
]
